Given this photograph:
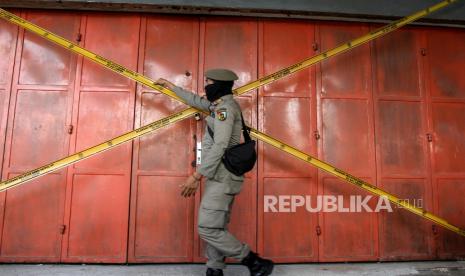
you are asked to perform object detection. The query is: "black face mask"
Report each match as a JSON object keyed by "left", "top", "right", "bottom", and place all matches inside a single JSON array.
[{"left": 205, "top": 80, "right": 234, "bottom": 102}]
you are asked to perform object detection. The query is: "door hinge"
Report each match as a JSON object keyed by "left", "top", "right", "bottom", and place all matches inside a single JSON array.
[
  {"left": 67, "top": 125, "right": 74, "bottom": 134},
  {"left": 316, "top": 225, "right": 322, "bottom": 236},
  {"left": 426, "top": 133, "right": 433, "bottom": 142},
  {"left": 59, "top": 225, "right": 66, "bottom": 235},
  {"left": 421, "top": 48, "right": 427, "bottom": 56},
  {"left": 314, "top": 130, "right": 321, "bottom": 140},
  {"left": 312, "top": 42, "right": 319, "bottom": 52}
]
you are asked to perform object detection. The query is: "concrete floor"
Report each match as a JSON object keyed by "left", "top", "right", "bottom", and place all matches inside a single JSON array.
[{"left": 0, "top": 261, "right": 465, "bottom": 276}]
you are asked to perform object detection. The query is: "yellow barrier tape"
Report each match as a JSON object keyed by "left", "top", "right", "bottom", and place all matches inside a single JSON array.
[
  {"left": 250, "top": 130, "right": 465, "bottom": 237},
  {"left": 1, "top": 0, "right": 457, "bottom": 101},
  {"left": 0, "top": 107, "right": 198, "bottom": 191},
  {"left": 234, "top": 0, "right": 458, "bottom": 96},
  {"left": 1, "top": 0, "right": 464, "bottom": 238}
]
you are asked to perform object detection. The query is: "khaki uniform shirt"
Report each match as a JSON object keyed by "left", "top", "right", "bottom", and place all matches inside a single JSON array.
[{"left": 172, "top": 86, "right": 244, "bottom": 192}]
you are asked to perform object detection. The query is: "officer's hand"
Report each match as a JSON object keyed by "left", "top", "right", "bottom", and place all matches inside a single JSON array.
[
  {"left": 155, "top": 78, "right": 175, "bottom": 90},
  {"left": 180, "top": 175, "right": 200, "bottom": 197}
]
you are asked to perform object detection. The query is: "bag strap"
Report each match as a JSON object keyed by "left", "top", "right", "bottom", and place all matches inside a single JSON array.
[
  {"left": 207, "top": 125, "right": 214, "bottom": 138},
  {"left": 240, "top": 113, "right": 252, "bottom": 142},
  {"left": 207, "top": 112, "right": 251, "bottom": 142}
]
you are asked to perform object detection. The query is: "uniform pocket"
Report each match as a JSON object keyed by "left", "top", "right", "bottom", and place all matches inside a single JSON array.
[
  {"left": 198, "top": 208, "right": 228, "bottom": 228},
  {"left": 230, "top": 173, "right": 244, "bottom": 182},
  {"left": 201, "top": 182, "right": 234, "bottom": 211},
  {"left": 224, "top": 173, "right": 244, "bottom": 195},
  {"left": 198, "top": 184, "right": 234, "bottom": 228},
  {"left": 212, "top": 163, "right": 245, "bottom": 195}
]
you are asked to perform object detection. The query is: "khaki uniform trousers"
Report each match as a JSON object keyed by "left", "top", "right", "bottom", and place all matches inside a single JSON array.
[{"left": 197, "top": 179, "right": 250, "bottom": 269}]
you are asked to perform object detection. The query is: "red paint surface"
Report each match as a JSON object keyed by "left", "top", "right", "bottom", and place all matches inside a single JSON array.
[
  {"left": 317, "top": 23, "right": 378, "bottom": 261},
  {"left": 426, "top": 29, "right": 465, "bottom": 259},
  {"left": 258, "top": 20, "right": 318, "bottom": 262},
  {"left": 128, "top": 16, "right": 198, "bottom": 263}
]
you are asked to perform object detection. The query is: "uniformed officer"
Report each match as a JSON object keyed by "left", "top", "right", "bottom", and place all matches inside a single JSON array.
[{"left": 155, "top": 69, "right": 274, "bottom": 276}]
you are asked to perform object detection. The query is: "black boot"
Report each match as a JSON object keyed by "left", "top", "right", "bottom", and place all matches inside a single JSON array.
[
  {"left": 241, "top": 251, "right": 274, "bottom": 276},
  {"left": 206, "top": 267, "right": 224, "bottom": 276}
]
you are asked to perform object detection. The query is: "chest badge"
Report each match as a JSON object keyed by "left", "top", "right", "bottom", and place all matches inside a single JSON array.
[{"left": 216, "top": 108, "right": 227, "bottom": 121}]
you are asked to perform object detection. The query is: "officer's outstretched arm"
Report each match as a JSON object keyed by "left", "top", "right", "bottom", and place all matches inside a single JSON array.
[
  {"left": 155, "top": 78, "right": 211, "bottom": 112},
  {"left": 171, "top": 86, "right": 211, "bottom": 112},
  {"left": 197, "top": 107, "right": 234, "bottom": 178}
]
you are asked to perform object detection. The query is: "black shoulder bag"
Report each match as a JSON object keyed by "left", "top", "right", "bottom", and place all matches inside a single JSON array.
[{"left": 207, "top": 113, "right": 257, "bottom": 176}]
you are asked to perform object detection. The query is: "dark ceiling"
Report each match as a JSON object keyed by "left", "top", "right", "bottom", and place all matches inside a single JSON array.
[{"left": 1, "top": 0, "right": 464, "bottom": 27}]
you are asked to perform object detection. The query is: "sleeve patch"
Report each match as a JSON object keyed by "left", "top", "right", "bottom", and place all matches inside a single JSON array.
[{"left": 216, "top": 108, "right": 227, "bottom": 121}]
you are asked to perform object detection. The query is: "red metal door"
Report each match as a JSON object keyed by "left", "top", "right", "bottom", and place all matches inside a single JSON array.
[
  {"left": 317, "top": 22, "right": 378, "bottom": 262},
  {"left": 425, "top": 28, "right": 465, "bottom": 259},
  {"left": 0, "top": 14, "right": 17, "bottom": 177},
  {"left": 128, "top": 15, "right": 199, "bottom": 263},
  {"left": 194, "top": 17, "right": 259, "bottom": 263},
  {"left": 0, "top": 10, "right": 18, "bottom": 261},
  {"left": 0, "top": 11, "right": 79, "bottom": 262},
  {"left": 372, "top": 28, "right": 435, "bottom": 260},
  {"left": 258, "top": 19, "right": 318, "bottom": 262},
  {"left": 60, "top": 14, "right": 139, "bottom": 263}
]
